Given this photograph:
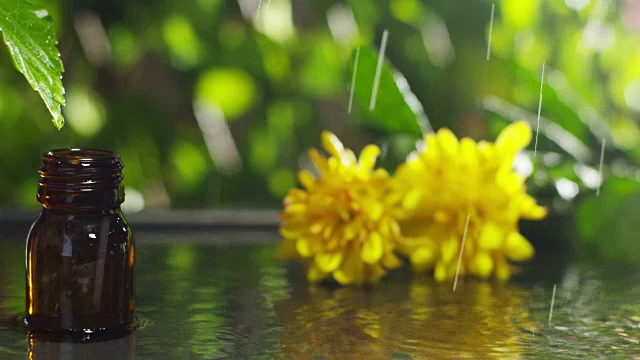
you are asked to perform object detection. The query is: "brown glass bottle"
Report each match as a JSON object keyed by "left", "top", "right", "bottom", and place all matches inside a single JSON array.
[{"left": 25, "top": 149, "right": 135, "bottom": 340}]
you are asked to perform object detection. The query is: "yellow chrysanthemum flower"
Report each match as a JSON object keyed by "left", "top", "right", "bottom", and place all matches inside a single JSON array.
[
  {"left": 391, "top": 121, "right": 546, "bottom": 281},
  {"left": 279, "top": 131, "right": 403, "bottom": 285}
]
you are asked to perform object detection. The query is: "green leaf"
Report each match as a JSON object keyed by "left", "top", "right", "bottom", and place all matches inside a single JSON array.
[
  {"left": 576, "top": 176, "right": 640, "bottom": 242},
  {"left": 0, "top": 1, "right": 65, "bottom": 129},
  {"left": 576, "top": 177, "right": 640, "bottom": 263},
  {"left": 591, "top": 191, "right": 640, "bottom": 264},
  {"left": 353, "top": 46, "right": 430, "bottom": 137}
]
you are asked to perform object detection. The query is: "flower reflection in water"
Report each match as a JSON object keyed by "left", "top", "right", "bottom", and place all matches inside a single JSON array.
[{"left": 275, "top": 278, "right": 535, "bottom": 358}]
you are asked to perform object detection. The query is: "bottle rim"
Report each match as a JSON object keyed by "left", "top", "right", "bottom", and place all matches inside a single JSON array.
[
  {"left": 38, "top": 148, "right": 124, "bottom": 192},
  {"left": 42, "top": 148, "right": 118, "bottom": 161}
]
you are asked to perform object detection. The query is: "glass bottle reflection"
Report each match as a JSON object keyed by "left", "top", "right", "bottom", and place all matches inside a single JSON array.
[{"left": 27, "top": 332, "right": 136, "bottom": 360}]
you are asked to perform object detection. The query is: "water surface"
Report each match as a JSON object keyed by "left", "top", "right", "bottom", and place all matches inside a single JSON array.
[{"left": 1, "top": 230, "right": 639, "bottom": 359}]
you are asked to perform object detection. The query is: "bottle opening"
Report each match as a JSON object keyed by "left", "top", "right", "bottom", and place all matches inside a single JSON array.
[
  {"left": 39, "top": 149, "right": 123, "bottom": 189},
  {"left": 37, "top": 148, "right": 125, "bottom": 208},
  {"left": 45, "top": 148, "right": 118, "bottom": 160}
]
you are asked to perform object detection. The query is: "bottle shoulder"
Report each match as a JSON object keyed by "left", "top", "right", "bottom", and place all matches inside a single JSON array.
[
  {"left": 32, "top": 208, "right": 130, "bottom": 225},
  {"left": 27, "top": 208, "right": 133, "bottom": 246}
]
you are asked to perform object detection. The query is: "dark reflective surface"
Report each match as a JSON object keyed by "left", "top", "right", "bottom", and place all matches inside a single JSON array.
[{"left": 2, "top": 229, "right": 640, "bottom": 359}]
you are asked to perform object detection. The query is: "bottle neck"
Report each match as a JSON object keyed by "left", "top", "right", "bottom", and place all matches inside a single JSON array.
[
  {"left": 37, "top": 149, "right": 125, "bottom": 211},
  {"left": 37, "top": 187, "right": 125, "bottom": 211}
]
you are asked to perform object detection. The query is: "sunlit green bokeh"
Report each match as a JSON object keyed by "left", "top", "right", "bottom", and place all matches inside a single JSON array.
[{"left": 195, "top": 68, "right": 258, "bottom": 119}]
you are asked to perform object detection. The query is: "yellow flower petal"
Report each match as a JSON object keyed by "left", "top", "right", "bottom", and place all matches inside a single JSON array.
[
  {"left": 434, "top": 261, "right": 448, "bottom": 281},
  {"left": 523, "top": 205, "right": 547, "bottom": 220},
  {"left": 358, "top": 144, "right": 381, "bottom": 171},
  {"left": 307, "top": 263, "right": 328, "bottom": 282},
  {"left": 366, "top": 264, "right": 386, "bottom": 284},
  {"left": 362, "top": 232, "right": 384, "bottom": 264},
  {"left": 519, "top": 194, "right": 548, "bottom": 219},
  {"left": 496, "top": 121, "right": 532, "bottom": 154},
  {"left": 390, "top": 220, "right": 401, "bottom": 237},
  {"left": 338, "top": 208, "right": 351, "bottom": 222},
  {"left": 478, "top": 223, "right": 504, "bottom": 250},
  {"left": 504, "top": 232, "right": 534, "bottom": 261},
  {"left": 298, "top": 170, "right": 315, "bottom": 189},
  {"left": 284, "top": 202, "right": 306, "bottom": 215},
  {"left": 440, "top": 236, "right": 459, "bottom": 263},
  {"left": 470, "top": 252, "right": 494, "bottom": 278},
  {"left": 279, "top": 231, "right": 300, "bottom": 244},
  {"left": 458, "top": 137, "right": 478, "bottom": 168},
  {"left": 373, "top": 168, "right": 390, "bottom": 180},
  {"left": 410, "top": 246, "right": 436, "bottom": 272},
  {"left": 503, "top": 203, "right": 521, "bottom": 224},
  {"left": 495, "top": 258, "right": 511, "bottom": 281},
  {"left": 322, "top": 224, "right": 333, "bottom": 240},
  {"left": 326, "top": 234, "right": 341, "bottom": 251},
  {"left": 497, "top": 167, "right": 524, "bottom": 195},
  {"left": 309, "top": 148, "right": 328, "bottom": 173},
  {"left": 327, "top": 156, "right": 339, "bottom": 173},
  {"left": 378, "top": 217, "right": 392, "bottom": 238},
  {"left": 315, "top": 251, "right": 344, "bottom": 273},
  {"left": 382, "top": 251, "right": 402, "bottom": 269},
  {"left": 284, "top": 188, "right": 306, "bottom": 202},
  {"left": 369, "top": 202, "right": 384, "bottom": 222},
  {"left": 345, "top": 149, "right": 357, "bottom": 165},
  {"left": 309, "top": 221, "right": 324, "bottom": 234},
  {"left": 296, "top": 238, "right": 312, "bottom": 257},
  {"left": 343, "top": 223, "right": 357, "bottom": 240},
  {"left": 334, "top": 246, "right": 364, "bottom": 285},
  {"left": 402, "top": 189, "right": 422, "bottom": 212},
  {"left": 477, "top": 141, "right": 496, "bottom": 162},
  {"left": 433, "top": 210, "right": 450, "bottom": 223},
  {"left": 322, "top": 131, "right": 350, "bottom": 164},
  {"left": 436, "top": 128, "right": 459, "bottom": 157}
]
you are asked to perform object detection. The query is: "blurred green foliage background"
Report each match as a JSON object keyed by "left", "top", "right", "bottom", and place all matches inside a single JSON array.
[{"left": 3, "top": 0, "right": 640, "bottom": 225}]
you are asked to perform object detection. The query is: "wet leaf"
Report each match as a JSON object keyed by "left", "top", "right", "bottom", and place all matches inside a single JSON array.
[
  {"left": 352, "top": 46, "right": 430, "bottom": 137},
  {"left": 576, "top": 177, "right": 640, "bottom": 263},
  {"left": 0, "top": 0, "right": 65, "bottom": 129}
]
